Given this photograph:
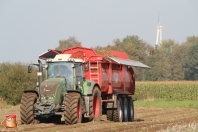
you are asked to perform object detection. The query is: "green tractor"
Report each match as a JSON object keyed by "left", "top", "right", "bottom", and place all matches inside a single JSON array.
[{"left": 20, "top": 54, "right": 102, "bottom": 125}]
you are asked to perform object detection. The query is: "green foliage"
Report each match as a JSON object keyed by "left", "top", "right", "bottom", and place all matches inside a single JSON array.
[
  {"left": 134, "top": 81, "right": 198, "bottom": 101},
  {"left": 0, "top": 62, "right": 37, "bottom": 105},
  {"left": 56, "top": 36, "right": 81, "bottom": 51},
  {"left": 183, "top": 43, "right": 198, "bottom": 80}
]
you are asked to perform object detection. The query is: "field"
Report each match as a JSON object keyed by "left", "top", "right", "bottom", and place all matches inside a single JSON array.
[{"left": 0, "top": 81, "right": 198, "bottom": 132}]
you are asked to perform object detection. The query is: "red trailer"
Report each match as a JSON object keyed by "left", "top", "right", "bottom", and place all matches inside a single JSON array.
[{"left": 38, "top": 46, "right": 149, "bottom": 123}]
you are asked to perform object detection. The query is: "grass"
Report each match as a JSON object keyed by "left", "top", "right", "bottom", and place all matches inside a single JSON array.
[{"left": 134, "top": 99, "right": 198, "bottom": 109}]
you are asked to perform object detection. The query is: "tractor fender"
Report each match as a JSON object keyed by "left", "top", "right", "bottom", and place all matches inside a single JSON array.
[
  {"left": 82, "top": 80, "right": 100, "bottom": 95},
  {"left": 23, "top": 90, "right": 39, "bottom": 97}
]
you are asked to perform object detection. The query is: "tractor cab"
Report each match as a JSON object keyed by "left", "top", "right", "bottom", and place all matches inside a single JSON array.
[{"left": 45, "top": 54, "right": 85, "bottom": 91}]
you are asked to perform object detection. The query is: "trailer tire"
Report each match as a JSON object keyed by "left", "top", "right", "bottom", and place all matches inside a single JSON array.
[
  {"left": 122, "top": 96, "right": 128, "bottom": 122},
  {"left": 20, "top": 93, "right": 37, "bottom": 124},
  {"left": 127, "top": 97, "right": 134, "bottom": 121},
  {"left": 89, "top": 86, "right": 101, "bottom": 121},
  {"left": 112, "top": 96, "right": 123, "bottom": 122},
  {"left": 106, "top": 109, "right": 113, "bottom": 121}
]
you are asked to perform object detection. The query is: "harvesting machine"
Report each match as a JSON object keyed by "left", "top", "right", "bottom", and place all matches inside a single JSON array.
[{"left": 20, "top": 46, "right": 149, "bottom": 125}]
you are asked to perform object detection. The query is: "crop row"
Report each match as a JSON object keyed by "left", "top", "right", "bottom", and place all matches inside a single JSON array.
[{"left": 134, "top": 81, "right": 198, "bottom": 101}]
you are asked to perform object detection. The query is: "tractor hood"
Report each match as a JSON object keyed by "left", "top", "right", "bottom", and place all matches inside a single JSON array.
[{"left": 40, "top": 78, "right": 65, "bottom": 100}]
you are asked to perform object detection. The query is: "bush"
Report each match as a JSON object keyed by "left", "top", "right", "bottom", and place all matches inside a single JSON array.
[{"left": 0, "top": 62, "right": 37, "bottom": 105}]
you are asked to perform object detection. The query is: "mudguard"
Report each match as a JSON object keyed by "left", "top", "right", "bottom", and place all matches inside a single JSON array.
[{"left": 82, "top": 80, "right": 99, "bottom": 95}]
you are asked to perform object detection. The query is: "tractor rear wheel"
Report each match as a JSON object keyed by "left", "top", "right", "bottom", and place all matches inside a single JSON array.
[
  {"left": 127, "top": 97, "right": 134, "bottom": 121},
  {"left": 20, "top": 92, "right": 37, "bottom": 124},
  {"left": 64, "top": 92, "right": 82, "bottom": 125},
  {"left": 89, "top": 86, "right": 101, "bottom": 121}
]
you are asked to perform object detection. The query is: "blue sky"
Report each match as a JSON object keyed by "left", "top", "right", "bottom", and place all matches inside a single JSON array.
[{"left": 0, "top": 0, "right": 198, "bottom": 63}]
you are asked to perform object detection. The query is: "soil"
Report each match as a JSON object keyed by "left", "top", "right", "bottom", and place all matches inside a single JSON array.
[{"left": 0, "top": 106, "right": 197, "bottom": 132}]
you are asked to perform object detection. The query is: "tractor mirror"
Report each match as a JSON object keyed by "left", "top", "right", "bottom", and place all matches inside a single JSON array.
[
  {"left": 71, "top": 64, "right": 75, "bottom": 68},
  {"left": 44, "top": 64, "right": 48, "bottom": 69},
  {"left": 85, "top": 63, "right": 89, "bottom": 71},
  {"left": 28, "top": 65, "right": 32, "bottom": 73}
]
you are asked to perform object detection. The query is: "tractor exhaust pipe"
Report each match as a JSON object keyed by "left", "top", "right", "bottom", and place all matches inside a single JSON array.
[{"left": 28, "top": 59, "right": 43, "bottom": 101}]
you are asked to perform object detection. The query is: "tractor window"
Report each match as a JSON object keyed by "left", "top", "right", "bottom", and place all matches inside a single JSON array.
[
  {"left": 47, "top": 62, "right": 73, "bottom": 79},
  {"left": 75, "top": 64, "right": 83, "bottom": 77}
]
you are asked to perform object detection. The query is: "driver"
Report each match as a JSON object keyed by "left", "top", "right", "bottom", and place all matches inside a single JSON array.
[{"left": 54, "top": 65, "right": 72, "bottom": 77}]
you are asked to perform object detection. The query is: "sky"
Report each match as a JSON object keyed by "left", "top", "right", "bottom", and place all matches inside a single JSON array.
[{"left": 0, "top": 0, "right": 198, "bottom": 63}]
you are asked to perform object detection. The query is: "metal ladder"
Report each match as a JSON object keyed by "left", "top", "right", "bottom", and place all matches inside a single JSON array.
[{"left": 89, "top": 60, "right": 99, "bottom": 84}]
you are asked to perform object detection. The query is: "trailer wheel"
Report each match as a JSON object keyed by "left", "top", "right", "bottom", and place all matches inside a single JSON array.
[
  {"left": 89, "top": 86, "right": 101, "bottom": 121},
  {"left": 64, "top": 92, "right": 82, "bottom": 125},
  {"left": 122, "top": 96, "right": 128, "bottom": 122},
  {"left": 127, "top": 97, "right": 134, "bottom": 121},
  {"left": 20, "top": 93, "right": 37, "bottom": 124},
  {"left": 112, "top": 96, "right": 123, "bottom": 122},
  {"left": 106, "top": 109, "right": 113, "bottom": 121}
]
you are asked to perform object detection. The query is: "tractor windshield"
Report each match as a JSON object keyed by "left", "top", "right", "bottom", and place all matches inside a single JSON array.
[{"left": 47, "top": 62, "right": 73, "bottom": 80}]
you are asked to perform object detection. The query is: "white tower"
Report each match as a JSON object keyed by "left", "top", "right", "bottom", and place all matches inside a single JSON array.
[{"left": 155, "top": 12, "right": 163, "bottom": 46}]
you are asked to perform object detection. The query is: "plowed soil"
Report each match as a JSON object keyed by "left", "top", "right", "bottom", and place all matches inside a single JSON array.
[{"left": 0, "top": 106, "right": 197, "bottom": 132}]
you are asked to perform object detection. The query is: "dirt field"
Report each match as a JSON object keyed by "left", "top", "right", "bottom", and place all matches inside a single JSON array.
[{"left": 0, "top": 106, "right": 197, "bottom": 132}]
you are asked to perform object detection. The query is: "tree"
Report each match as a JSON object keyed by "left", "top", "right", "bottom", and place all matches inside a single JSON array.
[
  {"left": 183, "top": 43, "right": 198, "bottom": 80},
  {"left": 169, "top": 44, "right": 189, "bottom": 80},
  {"left": 55, "top": 36, "right": 81, "bottom": 51}
]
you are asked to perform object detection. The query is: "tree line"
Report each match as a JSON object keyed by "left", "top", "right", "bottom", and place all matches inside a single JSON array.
[{"left": 57, "top": 36, "right": 198, "bottom": 81}]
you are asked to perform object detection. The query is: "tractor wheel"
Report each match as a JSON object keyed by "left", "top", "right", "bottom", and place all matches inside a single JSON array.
[
  {"left": 64, "top": 92, "right": 82, "bottom": 125},
  {"left": 127, "top": 97, "right": 134, "bottom": 121},
  {"left": 20, "top": 93, "right": 37, "bottom": 124},
  {"left": 64, "top": 93, "right": 71, "bottom": 125},
  {"left": 122, "top": 96, "right": 128, "bottom": 122},
  {"left": 112, "top": 96, "right": 123, "bottom": 122},
  {"left": 70, "top": 93, "right": 82, "bottom": 124},
  {"left": 20, "top": 93, "right": 29, "bottom": 124},
  {"left": 89, "top": 86, "right": 102, "bottom": 121}
]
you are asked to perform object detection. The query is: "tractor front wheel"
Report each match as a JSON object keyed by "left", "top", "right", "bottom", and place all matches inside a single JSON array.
[
  {"left": 64, "top": 92, "right": 82, "bottom": 125},
  {"left": 20, "top": 92, "right": 37, "bottom": 124}
]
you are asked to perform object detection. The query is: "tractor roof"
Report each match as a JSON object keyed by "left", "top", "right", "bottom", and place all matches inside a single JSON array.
[{"left": 46, "top": 54, "right": 84, "bottom": 63}]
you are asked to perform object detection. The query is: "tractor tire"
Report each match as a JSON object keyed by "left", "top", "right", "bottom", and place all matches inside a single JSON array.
[
  {"left": 122, "top": 96, "right": 128, "bottom": 122},
  {"left": 112, "top": 96, "right": 123, "bottom": 122},
  {"left": 127, "top": 97, "right": 134, "bottom": 121},
  {"left": 20, "top": 93, "right": 37, "bottom": 124},
  {"left": 20, "top": 93, "right": 29, "bottom": 124},
  {"left": 89, "top": 86, "right": 102, "bottom": 121},
  {"left": 64, "top": 92, "right": 82, "bottom": 125},
  {"left": 64, "top": 93, "right": 72, "bottom": 125}
]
